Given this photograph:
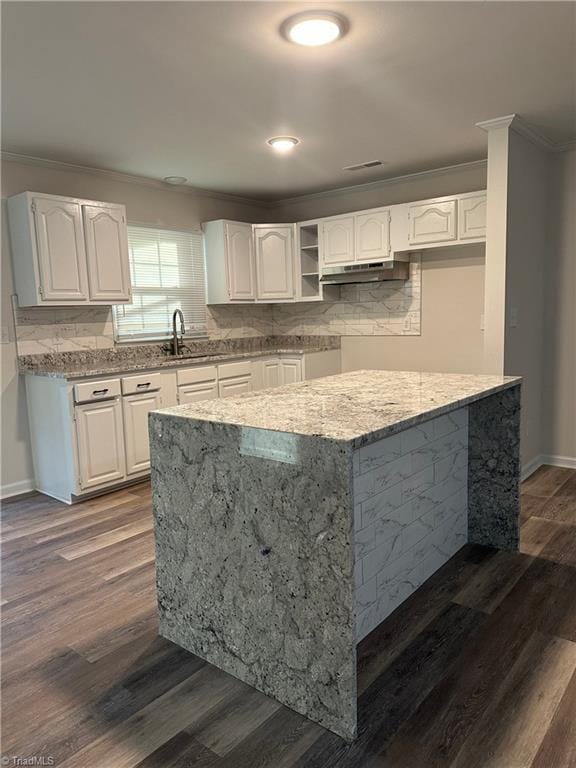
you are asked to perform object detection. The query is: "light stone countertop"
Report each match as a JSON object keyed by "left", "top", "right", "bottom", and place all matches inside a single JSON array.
[
  {"left": 156, "top": 369, "right": 521, "bottom": 447},
  {"left": 17, "top": 335, "right": 340, "bottom": 380},
  {"left": 18, "top": 346, "right": 335, "bottom": 380}
]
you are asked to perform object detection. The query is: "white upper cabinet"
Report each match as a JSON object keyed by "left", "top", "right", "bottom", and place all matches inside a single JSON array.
[
  {"left": 226, "top": 222, "right": 256, "bottom": 300},
  {"left": 83, "top": 204, "right": 131, "bottom": 302},
  {"left": 355, "top": 209, "right": 391, "bottom": 262},
  {"left": 32, "top": 197, "right": 89, "bottom": 302},
  {"left": 321, "top": 216, "right": 355, "bottom": 265},
  {"left": 203, "top": 191, "right": 487, "bottom": 305},
  {"left": 7, "top": 191, "right": 131, "bottom": 307},
  {"left": 458, "top": 194, "right": 487, "bottom": 240},
  {"left": 408, "top": 199, "right": 457, "bottom": 245},
  {"left": 254, "top": 225, "right": 294, "bottom": 301},
  {"left": 204, "top": 220, "right": 256, "bottom": 304}
]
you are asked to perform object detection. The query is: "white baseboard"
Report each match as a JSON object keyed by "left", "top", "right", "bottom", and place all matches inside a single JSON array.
[
  {"left": 542, "top": 454, "right": 576, "bottom": 470},
  {"left": 1, "top": 478, "right": 36, "bottom": 500},
  {"left": 521, "top": 453, "right": 576, "bottom": 482},
  {"left": 521, "top": 455, "right": 544, "bottom": 482}
]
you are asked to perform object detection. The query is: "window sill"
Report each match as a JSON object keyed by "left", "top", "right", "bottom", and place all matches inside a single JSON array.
[{"left": 115, "top": 334, "right": 209, "bottom": 346}]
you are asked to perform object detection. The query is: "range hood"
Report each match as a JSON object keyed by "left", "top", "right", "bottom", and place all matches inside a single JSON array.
[{"left": 320, "top": 260, "right": 409, "bottom": 285}]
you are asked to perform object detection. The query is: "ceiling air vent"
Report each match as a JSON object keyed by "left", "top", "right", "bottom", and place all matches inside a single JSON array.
[{"left": 342, "top": 160, "right": 384, "bottom": 172}]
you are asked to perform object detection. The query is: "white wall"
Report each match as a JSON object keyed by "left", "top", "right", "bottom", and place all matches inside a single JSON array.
[
  {"left": 0, "top": 157, "right": 269, "bottom": 497},
  {"left": 503, "top": 130, "right": 550, "bottom": 470},
  {"left": 544, "top": 149, "right": 576, "bottom": 463}
]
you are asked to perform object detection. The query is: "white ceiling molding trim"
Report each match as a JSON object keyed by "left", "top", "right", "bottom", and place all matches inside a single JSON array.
[
  {"left": 0, "top": 151, "right": 273, "bottom": 208},
  {"left": 273, "top": 159, "right": 488, "bottom": 207},
  {"left": 476, "top": 114, "right": 573, "bottom": 153},
  {"left": 2, "top": 150, "right": 490, "bottom": 209}
]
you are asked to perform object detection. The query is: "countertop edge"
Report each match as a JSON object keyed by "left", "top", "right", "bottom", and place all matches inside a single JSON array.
[
  {"left": 150, "top": 376, "right": 521, "bottom": 447},
  {"left": 18, "top": 346, "right": 339, "bottom": 380}
]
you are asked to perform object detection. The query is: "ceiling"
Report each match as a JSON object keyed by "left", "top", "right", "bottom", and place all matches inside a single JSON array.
[{"left": 2, "top": 2, "right": 575, "bottom": 201}]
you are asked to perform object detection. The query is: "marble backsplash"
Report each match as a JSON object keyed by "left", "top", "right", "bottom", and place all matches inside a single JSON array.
[
  {"left": 14, "top": 257, "right": 421, "bottom": 354},
  {"left": 274, "top": 257, "right": 421, "bottom": 337}
]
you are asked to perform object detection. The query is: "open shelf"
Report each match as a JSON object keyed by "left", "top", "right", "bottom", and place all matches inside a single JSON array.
[{"left": 301, "top": 273, "right": 320, "bottom": 299}]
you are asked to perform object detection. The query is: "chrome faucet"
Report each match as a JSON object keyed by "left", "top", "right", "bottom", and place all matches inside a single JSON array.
[{"left": 171, "top": 309, "right": 185, "bottom": 356}]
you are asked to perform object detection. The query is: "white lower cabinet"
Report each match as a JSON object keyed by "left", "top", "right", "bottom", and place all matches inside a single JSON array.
[
  {"left": 24, "top": 349, "right": 342, "bottom": 503},
  {"left": 262, "top": 358, "right": 282, "bottom": 388},
  {"left": 123, "top": 391, "right": 161, "bottom": 475},
  {"left": 280, "top": 357, "right": 303, "bottom": 384},
  {"left": 75, "top": 398, "right": 126, "bottom": 490}
]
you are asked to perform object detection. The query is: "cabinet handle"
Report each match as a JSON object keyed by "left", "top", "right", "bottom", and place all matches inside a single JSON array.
[
  {"left": 92, "top": 388, "right": 109, "bottom": 396},
  {"left": 136, "top": 382, "right": 151, "bottom": 389}
]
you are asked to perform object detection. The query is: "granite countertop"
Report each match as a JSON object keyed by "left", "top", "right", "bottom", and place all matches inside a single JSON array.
[
  {"left": 17, "top": 335, "right": 340, "bottom": 380},
  {"left": 156, "top": 370, "right": 521, "bottom": 447}
]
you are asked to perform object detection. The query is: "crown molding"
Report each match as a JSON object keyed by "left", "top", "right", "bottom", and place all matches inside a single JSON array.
[
  {"left": 0, "top": 151, "right": 272, "bottom": 208},
  {"left": 476, "top": 114, "right": 573, "bottom": 153},
  {"left": 272, "top": 159, "right": 488, "bottom": 208}
]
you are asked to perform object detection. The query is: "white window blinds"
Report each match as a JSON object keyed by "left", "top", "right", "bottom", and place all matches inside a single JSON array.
[{"left": 113, "top": 225, "right": 207, "bottom": 341}]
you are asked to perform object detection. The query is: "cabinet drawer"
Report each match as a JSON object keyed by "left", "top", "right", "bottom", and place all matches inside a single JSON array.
[
  {"left": 121, "top": 372, "right": 161, "bottom": 395},
  {"left": 219, "top": 375, "right": 252, "bottom": 398},
  {"left": 217, "top": 361, "right": 252, "bottom": 380},
  {"left": 75, "top": 378, "right": 121, "bottom": 403},
  {"left": 179, "top": 380, "right": 219, "bottom": 404},
  {"left": 177, "top": 365, "right": 218, "bottom": 387}
]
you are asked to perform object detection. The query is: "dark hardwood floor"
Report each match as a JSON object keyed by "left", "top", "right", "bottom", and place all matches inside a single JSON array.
[{"left": 2, "top": 465, "right": 575, "bottom": 767}]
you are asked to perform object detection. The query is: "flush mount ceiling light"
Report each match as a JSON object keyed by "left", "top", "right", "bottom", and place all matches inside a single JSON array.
[
  {"left": 282, "top": 11, "right": 347, "bottom": 47},
  {"left": 267, "top": 136, "right": 300, "bottom": 153},
  {"left": 163, "top": 176, "right": 188, "bottom": 185}
]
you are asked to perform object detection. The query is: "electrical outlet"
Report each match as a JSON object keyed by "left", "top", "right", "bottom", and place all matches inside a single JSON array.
[
  {"left": 509, "top": 307, "right": 519, "bottom": 328},
  {"left": 480, "top": 314, "right": 485, "bottom": 331}
]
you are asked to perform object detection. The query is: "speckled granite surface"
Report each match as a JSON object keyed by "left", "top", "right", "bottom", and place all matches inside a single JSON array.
[
  {"left": 17, "top": 335, "right": 340, "bottom": 379},
  {"left": 468, "top": 387, "right": 521, "bottom": 550},
  {"left": 150, "top": 371, "right": 521, "bottom": 740},
  {"left": 150, "top": 417, "right": 357, "bottom": 740},
  {"left": 158, "top": 370, "right": 520, "bottom": 449}
]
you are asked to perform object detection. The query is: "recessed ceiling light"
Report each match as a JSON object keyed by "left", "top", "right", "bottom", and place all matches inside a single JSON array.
[
  {"left": 283, "top": 12, "right": 347, "bottom": 47},
  {"left": 267, "top": 136, "right": 300, "bottom": 153},
  {"left": 163, "top": 176, "right": 188, "bottom": 185}
]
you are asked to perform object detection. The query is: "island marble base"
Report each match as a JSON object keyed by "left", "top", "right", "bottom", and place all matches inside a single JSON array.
[{"left": 150, "top": 383, "right": 520, "bottom": 742}]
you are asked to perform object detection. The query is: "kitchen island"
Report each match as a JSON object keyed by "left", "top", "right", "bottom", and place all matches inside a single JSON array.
[{"left": 150, "top": 370, "right": 521, "bottom": 741}]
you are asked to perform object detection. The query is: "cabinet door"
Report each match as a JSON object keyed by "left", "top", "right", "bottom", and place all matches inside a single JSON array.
[
  {"left": 32, "top": 197, "right": 89, "bottom": 301},
  {"left": 225, "top": 222, "right": 256, "bottom": 300},
  {"left": 178, "top": 380, "right": 219, "bottom": 404},
  {"left": 458, "top": 194, "right": 487, "bottom": 240},
  {"left": 254, "top": 226, "right": 294, "bottom": 300},
  {"left": 75, "top": 399, "right": 125, "bottom": 490},
  {"left": 408, "top": 200, "right": 457, "bottom": 245},
  {"left": 262, "top": 358, "right": 281, "bottom": 388},
  {"left": 321, "top": 217, "right": 355, "bottom": 265},
  {"left": 219, "top": 375, "right": 252, "bottom": 398},
  {"left": 280, "top": 358, "right": 302, "bottom": 385},
  {"left": 355, "top": 210, "right": 391, "bottom": 262},
  {"left": 83, "top": 205, "right": 131, "bottom": 302},
  {"left": 122, "top": 392, "right": 161, "bottom": 476}
]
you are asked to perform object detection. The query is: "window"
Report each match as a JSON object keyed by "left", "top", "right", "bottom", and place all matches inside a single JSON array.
[{"left": 113, "top": 225, "right": 207, "bottom": 342}]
